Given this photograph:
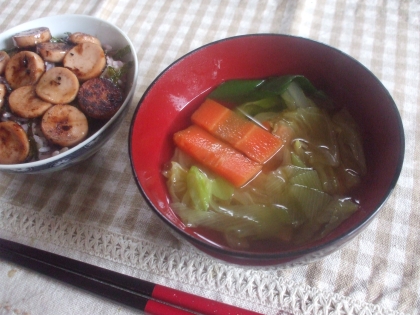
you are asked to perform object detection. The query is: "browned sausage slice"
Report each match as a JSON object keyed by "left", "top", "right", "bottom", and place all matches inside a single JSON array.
[
  {"left": 5, "top": 51, "right": 45, "bottom": 89},
  {"left": 41, "top": 104, "right": 88, "bottom": 147},
  {"left": 9, "top": 85, "right": 53, "bottom": 118},
  {"left": 12, "top": 27, "right": 52, "bottom": 48},
  {"left": 63, "top": 42, "right": 106, "bottom": 81},
  {"left": 68, "top": 32, "right": 101, "bottom": 46},
  {"left": 35, "top": 67, "right": 80, "bottom": 104},
  {"left": 0, "top": 121, "right": 30, "bottom": 164},
  {"left": 37, "top": 42, "right": 74, "bottom": 63},
  {"left": 77, "top": 77, "right": 123, "bottom": 120}
]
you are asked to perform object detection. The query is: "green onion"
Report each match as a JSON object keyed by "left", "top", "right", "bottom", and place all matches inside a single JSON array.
[
  {"left": 102, "top": 60, "right": 133, "bottom": 85},
  {"left": 50, "top": 32, "right": 71, "bottom": 43},
  {"left": 112, "top": 44, "right": 131, "bottom": 60}
]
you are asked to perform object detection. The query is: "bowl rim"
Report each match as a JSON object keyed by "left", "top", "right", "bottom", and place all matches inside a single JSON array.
[
  {"left": 129, "top": 33, "right": 405, "bottom": 262},
  {"left": 0, "top": 14, "right": 139, "bottom": 170}
]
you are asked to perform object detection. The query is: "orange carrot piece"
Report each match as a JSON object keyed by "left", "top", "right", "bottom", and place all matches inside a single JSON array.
[
  {"left": 190, "top": 98, "right": 231, "bottom": 131},
  {"left": 234, "top": 125, "right": 281, "bottom": 163},
  {"left": 191, "top": 98, "right": 283, "bottom": 163},
  {"left": 174, "top": 125, "right": 262, "bottom": 187}
]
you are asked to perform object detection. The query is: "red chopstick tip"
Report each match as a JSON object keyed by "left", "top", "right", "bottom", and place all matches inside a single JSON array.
[
  {"left": 144, "top": 299, "right": 195, "bottom": 315},
  {"left": 152, "top": 284, "right": 263, "bottom": 315}
]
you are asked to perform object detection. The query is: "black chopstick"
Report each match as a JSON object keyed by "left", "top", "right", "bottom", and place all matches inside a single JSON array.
[{"left": 0, "top": 239, "right": 262, "bottom": 315}]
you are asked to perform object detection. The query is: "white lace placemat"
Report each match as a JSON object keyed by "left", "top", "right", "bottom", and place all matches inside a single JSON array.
[
  {"left": 1, "top": 1, "right": 419, "bottom": 314},
  {"left": 0, "top": 201, "right": 402, "bottom": 315}
]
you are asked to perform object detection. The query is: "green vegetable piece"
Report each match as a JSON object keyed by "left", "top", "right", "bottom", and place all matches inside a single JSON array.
[
  {"left": 272, "top": 76, "right": 333, "bottom": 111},
  {"left": 213, "top": 203, "right": 295, "bottom": 241},
  {"left": 237, "top": 96, "right": 286, "bottom": 117},
  {"left": 187, "top": 166, "right": 213, "bottom": 211},
  {"left": 163, "top": 161, "right": 188, "bottom": 202},
  {"left": 320, "top": 198, "right": 359, "bottom": 237},
  {"left": 281, "top": 81, "right": 314, "bottom": 109},
  {"left": 293, "top": 139, "right": 305, "bottom": 154},
  {"left": 274, "top": 188, "right": 306, "bottom": 226},
  {"left": 212, "top": 177, "right": 234, "bottom": 201},
  {"left": 281, "top": 165, "right": 313, "bottom": 179},
  {"left": 264, "top": 170, "right": 287, "bottom": 198},
  {"left": 281, "top": 107, "right": 340, "bottom": 168},
  {"left": 209, "top": 75, "right": 328, "bottom": 118},
  {"left": 112, "top": 45, "right": 131, "bottom": 60},
  {"left": 258, "top": 75, "right": 319, "bottom": 96},
  {"left": 272, "top": 205, "right": 295, "bottom": 226},
  {"left": 290, "top": 140, "right": 307, "bottom": 167},
  {"left": 102, "top": 60, "right": 133, "bottom": 85},
  {"left": 288, "top": 184, "right": 332, "bottom": 220},
  {"left": 333, "top": 108, "right": 367, "bottom": 176},
  {"left": 50, "top": 32, "right": 71, "bottom": 43},
  {"left": 208, "top": 79, "right": 265, "bottom": 104},
  {"left": 316, "top": 164, "right": 342, "bottom": 195},
  {"left": 289, "top": 169, "right": 323, "bottom": 191},
  {"left": 291, "top": 151, "right": 306, "bottom": 167},
  {"left": 280, "top": 88, "right": 298, "bottom": 109},
  {"left": 171, "top": 202, "right": 215, "bottom": 227}
]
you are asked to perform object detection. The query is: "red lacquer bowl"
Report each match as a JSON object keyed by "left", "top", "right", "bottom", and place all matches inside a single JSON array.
[{"left": 129, "top": 34, "right": 404, "bottom": 267}]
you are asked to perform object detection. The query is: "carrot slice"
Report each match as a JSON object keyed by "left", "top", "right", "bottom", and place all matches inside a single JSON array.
[
  {"left": 191, "top": 98, "right": 283, "bottom": 163},
  {"left": 174, "top": 125, "right": 262, "bottom": 187},
  {"left": 190, "top": 98, "right": 231, "bottom": 130}
]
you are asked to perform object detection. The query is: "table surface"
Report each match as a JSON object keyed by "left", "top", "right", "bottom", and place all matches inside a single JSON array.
[{"left": 0, "top": 1, "right": 419, "bottom": 314}]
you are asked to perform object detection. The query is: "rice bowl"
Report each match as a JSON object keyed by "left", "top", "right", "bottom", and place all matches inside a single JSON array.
[{"left": 0, "top": 14, "right": 138, "bottom": 173}]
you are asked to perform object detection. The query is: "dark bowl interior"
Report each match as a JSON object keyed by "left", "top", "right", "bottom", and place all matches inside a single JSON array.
[{"left": 129, "top": 34, "right": 404, "bottom": 266}]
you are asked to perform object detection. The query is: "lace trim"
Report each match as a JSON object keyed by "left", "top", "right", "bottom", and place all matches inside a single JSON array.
[{"left": 0, "top": 202, "right": 402, "bottom": 315}]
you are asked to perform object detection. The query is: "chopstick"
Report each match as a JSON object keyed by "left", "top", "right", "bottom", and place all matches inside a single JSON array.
[{"left": 0, "top": 239, "right": 262, "bottom": 315}]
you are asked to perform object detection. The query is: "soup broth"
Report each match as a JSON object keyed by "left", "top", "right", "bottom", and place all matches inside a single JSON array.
[{"left": 163, "top": 76, "right": 366, "bottom": 250}]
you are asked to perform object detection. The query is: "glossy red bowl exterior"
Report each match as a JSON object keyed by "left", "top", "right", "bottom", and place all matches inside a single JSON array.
[{"left": 129, "top": 34, "right": 404, "bottom": 267}]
